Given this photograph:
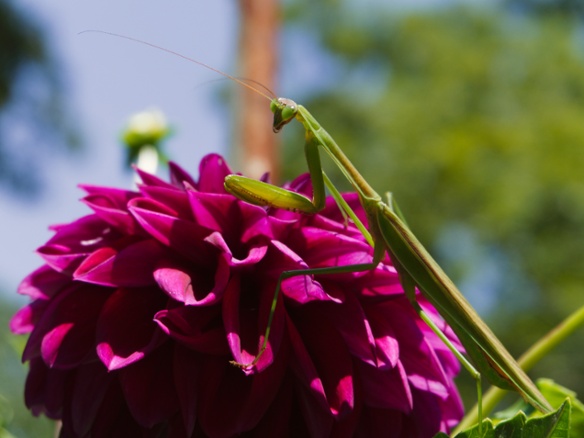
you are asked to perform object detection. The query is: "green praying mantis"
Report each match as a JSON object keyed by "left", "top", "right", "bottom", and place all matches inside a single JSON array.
[
  {"left": 87, "top": 30, "right": 553, "bottom": 428},
  {"left": 223, "top": 96, "right": 554, "bottom": 422}
]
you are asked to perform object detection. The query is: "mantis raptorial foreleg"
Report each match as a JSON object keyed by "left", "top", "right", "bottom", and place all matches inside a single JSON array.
[{"left": 224, "top": 97, "right": 553, "bottom": 422}]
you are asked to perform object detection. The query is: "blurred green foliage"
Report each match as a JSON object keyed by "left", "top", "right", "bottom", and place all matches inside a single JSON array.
[
  {"left": 282, "top": 4, "right": 584, "bottom": 407},
  {"left": 0, "top": 0, "right": 79, "bottom": 195},
  {"left": 506, "top": 0, "right": 584, "bottom": 18},
  {"left": 0, "top": 298, "right": 53, "bottom": 437},
  {"left": 0, "top": 0, "right": 78, "bottom": 433}
]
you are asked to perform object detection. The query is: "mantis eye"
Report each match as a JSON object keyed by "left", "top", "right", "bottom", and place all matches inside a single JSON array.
[{"left": 281, "top": 105, "right": 296, "bottom": 122}]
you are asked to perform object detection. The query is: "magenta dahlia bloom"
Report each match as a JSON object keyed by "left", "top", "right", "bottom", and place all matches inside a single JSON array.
[{"left": 11, "top": 154, "right": 463, "bottom": 437}]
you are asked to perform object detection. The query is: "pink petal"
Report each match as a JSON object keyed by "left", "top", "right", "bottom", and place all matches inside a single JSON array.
[
  {"left": 80, "top": 185, "right": 141, "bottom": 235},
  {"left": 38, "top": 215, "right": 119, "bottom": 275},
  {"left": 11, "top": 298, "right": 53, "bottom": 335},
  {"left": 385, "top": 300, "right": 451, "bottom": 400},
  {"left": 154, "top": 306, "right": 228, "bottom": 354},
  {"left": 264, "top": 240, "right": 334, "bottom": 305},
  {"left": 362, "top": 301, "right": 401, "bottom": 369},
  {"left": 285, "top": 315, "right": 343, "bottom": 418},
  {"left": 196, "top": 352, "right": 288, "bottom": 437},
  {"left": 138, "top": 185, "right": 194, "bottom": 220},
  {"left": 153, "top": 254, "right": 229, "bottom": 305},
  {"left": 96, "top": 287, "right": 167, "bottom": 370},
  {"left": 134, "top": 167, "right": 176, "bottom": 189},
  {"left": 172, "top": 345, "right": 200, "bottom": 436},
  {"left": 357, "top": 360, "right": 413, "bottom": 412},
  {"left": 24, "top": 357, "right": 67, "bottom": 418},
  {"left": 223, "top": 274, "right": 286, "bottom": 374},
  {"left": 168, "top": 161, "right": 197, "bottom": 189},
  {"left": 10, "top": 305, "right": 36, "bottom": 334},
  {"left": 118, "top": 343, "right": 179, "bottom": 428},
  {"left": 74, "top": 239, "right": 167, "bottom": 287},
  {"left": 23, "top": 283, "right": 110, "bottom": 368},
  {"left": 291, "top": 306, "right": 355, "bottom": 419},
  {"left": 17, "top": 265, "right": 69, "bottom": 300},
  {"left": 318, "top": 285, "right": 380, "bottom": 367},
  {"left": 204, "top": 231, "right": 268, "bottom": 267},
  {"left": 188, "top": 192, "right": 240, "bottom": 234},
  {"left": 89, "top": 380, "right": 143, "bottom": 436},
  {"left": 189, "top": 191, "right": 274, "bottom": 244},
  {"left": 196, "top": 153, "right": 232, "bottom": 193},
  {"left": 129, "top": 197, "right": 216, "bottom": 265},
  {"left": 294, "top": 227, "right": 374, "bottom": 276},
  {"left": 357, "top": 264, "right": 404, "bottom": 298},
  {"left": 66, "top": 362, "right": 113, "bottom": 436}
]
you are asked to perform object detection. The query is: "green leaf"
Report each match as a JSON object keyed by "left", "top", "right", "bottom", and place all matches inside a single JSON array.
[
  {"left": 522, "top": 400, "right": 570, "bottom": 437},
  {"left": 449, "top": 400, "right": 570, "bottom": 438},
  {"left": 538, "top": 379, "right": 584, "bottom": 436},
  {"left": 492, "top": 411, "right": 527, "bottom": 437}
]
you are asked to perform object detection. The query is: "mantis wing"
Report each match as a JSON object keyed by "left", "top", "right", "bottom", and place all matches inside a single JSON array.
[{"left": 374, "top": 202, "right": 552, "bottom": 413}]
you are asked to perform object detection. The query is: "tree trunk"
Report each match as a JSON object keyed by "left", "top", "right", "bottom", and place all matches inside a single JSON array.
[{"left": 236, "top": 0, "right": 280, "bottom": 181}]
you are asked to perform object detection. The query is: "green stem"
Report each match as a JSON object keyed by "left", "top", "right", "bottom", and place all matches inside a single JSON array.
[{"left": 455, "top": 304, "right": 584, "bottom": 432}]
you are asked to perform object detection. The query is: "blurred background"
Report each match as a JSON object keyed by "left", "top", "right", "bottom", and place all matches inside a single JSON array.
[{"left": 2, "top": 0, "right": 584, "bottom": 435}]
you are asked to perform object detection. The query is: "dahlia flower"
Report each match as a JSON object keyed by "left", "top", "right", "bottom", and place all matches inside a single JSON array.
[{"left": 11, "top": 154, "right": 463, "bottom": 437}]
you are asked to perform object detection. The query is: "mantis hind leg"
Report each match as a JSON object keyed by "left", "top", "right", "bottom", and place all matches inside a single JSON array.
[
  {"left": 230, "top": 260, "right": 380, "bottom": 370},
  {"left": 420, "top": 306, "right": 484, "bottom": 433},
  {"left": 397, "top": 271, "right": 483, "bottom": 433},
  {"left": 378, "top": 201, "right": 485, "bottom": 432}
]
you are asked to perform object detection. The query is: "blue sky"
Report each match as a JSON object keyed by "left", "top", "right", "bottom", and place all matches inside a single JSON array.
[{"left": 0, "top": 1, "right": 240, "bottom": 302}]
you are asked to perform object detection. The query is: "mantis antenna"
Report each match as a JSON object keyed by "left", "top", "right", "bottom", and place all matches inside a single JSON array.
[{"left": 78, "top": 30, "right": 275, "bottom": 101}]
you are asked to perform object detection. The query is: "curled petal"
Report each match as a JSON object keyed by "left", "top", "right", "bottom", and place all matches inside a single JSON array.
[
  {"left": 266, "top": 240, "right": 334, "bottom": 305},
  {"left": 357, "top": 265, "right": 403, "bottom": 298},
  {"left": 18, "top": 265, "right": 70, "bottom": 300},
  {"left": 38, "top": 215, "right": 119, "bottom": 274},
  {"left": 357, "top": 360, "right": 412, "bottom": 412},
  {"left": 74, "top": 239, "right": 169, "bottom": 287},
  {"left": 138, "top": 185, "right": 194, "bottom": 220},
  {"left": 188, "top": 192, "right": 273, "bottom": 244},
  {"left": 129, "top": 197, "right": 216, "bottom": 265},
  {"left": 80, "top": 185, "right": 141, "bottom": 235},
  {"left": 316, "top": 286, "right": 381, "bottom": 368},
  {"left": 154, "top": 254, "right": 229, "bottom": 305},
  {"left": 23, "top": 283, "right": 110, "bottom": 368},
  {"left": 168, "top": 161, "right": 198, "bottom": 189},
  {"left": 293, "top": 227, "right": 374, "bottom": 275},
  {"left": 223, "top": 274, "right": 287, "bottom": 374},
  {"left": 96, "top": 287, "right": 167, "bottom": 370},
  {"left": 154, "top": 306, "right": 228, "bottom": 354},
  {"left": 290, "top": 306, "right": 355, "bottom": 419},
  {"left": 135, "top": 167, "right": 177, "bottom": 189},
  {"left": 196, "top": 153, "right": 232, "bottom": 193},
  {"left": 383, "top": 300, "right": 451, "bottom": 400},
  {"left": 10, "top": 305, "right": 37, "bottom": 334}
]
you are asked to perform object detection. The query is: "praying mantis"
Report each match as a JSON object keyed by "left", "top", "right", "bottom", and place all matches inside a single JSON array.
[
  {"left": 86, "top": 30, "right": 553, "bottom": 427},
  {"left": 223, "top": 96, "right": 554, "bottom": 421}
]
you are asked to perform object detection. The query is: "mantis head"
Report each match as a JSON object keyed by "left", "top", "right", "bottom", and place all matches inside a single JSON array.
[{"left": 271, "top": 98, "right": 298, "bottom": 133}]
